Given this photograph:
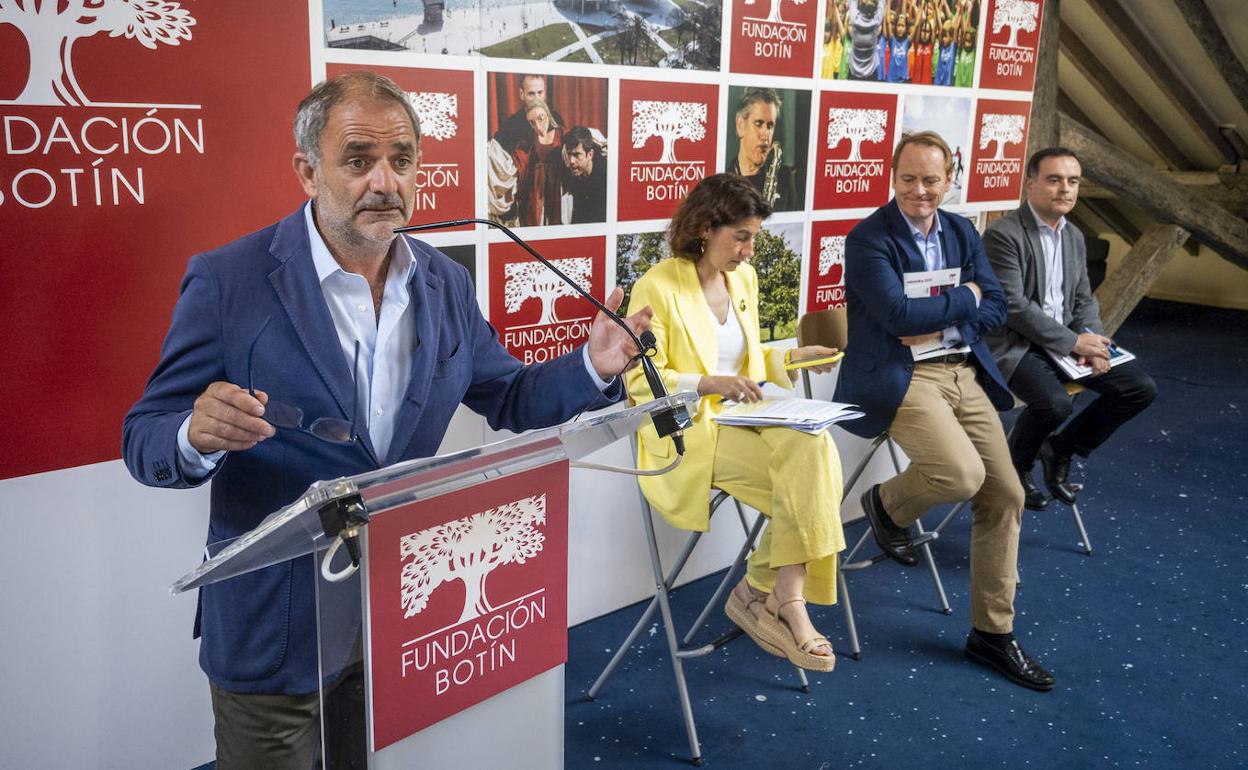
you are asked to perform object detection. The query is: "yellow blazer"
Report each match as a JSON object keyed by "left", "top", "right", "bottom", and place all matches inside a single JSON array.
[{"left": 625, "top": 257, "right": 794, "bottom": 531}]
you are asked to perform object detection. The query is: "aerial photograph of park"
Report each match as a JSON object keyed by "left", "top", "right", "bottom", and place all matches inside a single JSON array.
[{"left": 323, "top": 0, "right": 723, "bottom": 69}]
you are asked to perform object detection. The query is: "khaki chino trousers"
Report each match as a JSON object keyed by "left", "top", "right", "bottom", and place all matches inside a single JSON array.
[{"left": 879, "top": 361, "right": 1025, "bottom": 633}]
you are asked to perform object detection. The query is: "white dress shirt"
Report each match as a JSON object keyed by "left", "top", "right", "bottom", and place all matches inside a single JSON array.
[
  {"left": 1028, "top": 201, "right": 1066, "bottom": 324},
  {"left": 177, "top": 202, "right": 610, "bottom": 476}
]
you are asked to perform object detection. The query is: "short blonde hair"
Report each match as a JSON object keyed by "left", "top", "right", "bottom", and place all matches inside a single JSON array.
[{"left": 891, "top": 130, "right": 954, "bottom": 176}]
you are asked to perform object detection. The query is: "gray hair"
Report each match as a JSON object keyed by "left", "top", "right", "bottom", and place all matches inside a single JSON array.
[
  {"left": 735, "top": 87, "right": 782, "bottom": 121},
  {"left": 293, "top": 71, "right": 421, "bottom": 167}
]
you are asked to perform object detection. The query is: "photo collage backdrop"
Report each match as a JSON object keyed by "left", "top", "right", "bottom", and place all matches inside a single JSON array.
[
  {"left": 319, "top": 0, "right": 1042, "bottom": 344},
  {"left": 0, "top": 0, "right": 1044, "bottom": 478}
]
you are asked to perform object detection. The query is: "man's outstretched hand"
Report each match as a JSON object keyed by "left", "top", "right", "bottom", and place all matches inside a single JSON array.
[{"left": 586, "top": 286, "right": 653, "bottom": 381}]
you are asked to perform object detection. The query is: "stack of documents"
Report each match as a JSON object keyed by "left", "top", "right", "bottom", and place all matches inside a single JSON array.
[
  {"left": 903, "top": 268, "right": 972, "bottom": 361},
  {"left": 715, "top": 398, "right": 863, "bottom": 434}
]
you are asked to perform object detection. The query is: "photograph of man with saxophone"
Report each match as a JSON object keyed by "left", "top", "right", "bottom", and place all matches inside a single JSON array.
[{"left": 725, "top": 86, "right": 810, "bottom": 213}]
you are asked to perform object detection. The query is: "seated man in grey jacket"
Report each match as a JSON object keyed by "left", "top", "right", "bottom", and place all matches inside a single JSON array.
[{"left": 983, "top": 147, "right": 1156, "bottom": 509}]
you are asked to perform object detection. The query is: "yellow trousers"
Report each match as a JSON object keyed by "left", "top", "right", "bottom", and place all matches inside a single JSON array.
[{"left": 711, "top": 426, "right": 845, "bottom": 605}]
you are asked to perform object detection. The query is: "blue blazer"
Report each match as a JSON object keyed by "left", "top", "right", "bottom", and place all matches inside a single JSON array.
[
  {"left": 833, "top": 200, "right": 1013, "bottom": 438},
  {"left": 122, "top": 205, "right": 619, "bottom": 695}
]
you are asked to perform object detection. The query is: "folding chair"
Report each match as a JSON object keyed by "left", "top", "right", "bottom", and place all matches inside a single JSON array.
[
  {"left": 586, "top": 439, "right": 810, "bottom": 766},
  {"left": 932, "top": 382, "right": 1094, "bottom": 555},
  {"left": 796, "top": 309, "right": 954, "bottom": 661}
]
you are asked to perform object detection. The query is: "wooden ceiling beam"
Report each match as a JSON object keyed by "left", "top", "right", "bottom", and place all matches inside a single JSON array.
[
  {"left": 1169, "top": 0, "right": 1248, "bottom": 113},
  {"left": 1085, "top": 0, "right": 1236, "bottom": 163},
  {"left": 1026, "top": 0, "right": 1061, "bottom": 155},
  {"left": 1095, "top": 224, "right": 1190, "bottom": 336},
  {"left": 1058, "top": 26, "right": 1195, "bottom": 170},
  {"left": 1078, "top": 171, "right": 1248, "bottom": 218},
  {"left": 1059, "top": 112, "right": 1248, "bottom": 269},
  {"left": 1056, "top": 89, "right": 1099, "bottom": 137},
  {"left": 1065, "top": 207, "right": 1099, "bottom": 241},
  {"left": 1078, "top": 198, "right": 1141, "bottom": 243}
]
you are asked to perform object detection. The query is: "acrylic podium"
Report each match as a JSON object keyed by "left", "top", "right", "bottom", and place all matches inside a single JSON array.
[{"left": 171, "top": 392, "right": 695, "bottom": 769}]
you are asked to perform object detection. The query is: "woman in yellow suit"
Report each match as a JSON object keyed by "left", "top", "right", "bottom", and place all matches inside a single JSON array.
[{"left": 625, "top": 174, "right": 846, "bottom": 672}]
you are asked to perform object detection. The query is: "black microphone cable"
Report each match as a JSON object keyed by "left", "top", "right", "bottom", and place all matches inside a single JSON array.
[{"left": 395, "top": 219, "right": 690, "bottom": 455}]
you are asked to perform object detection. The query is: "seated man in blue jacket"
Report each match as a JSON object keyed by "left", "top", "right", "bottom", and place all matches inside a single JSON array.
[
  {"left": 834, "top": 131, "right": 1054, "bottom": 691},
  {"left": 122, "top": 71, "right": 650, "bottom": 769}
]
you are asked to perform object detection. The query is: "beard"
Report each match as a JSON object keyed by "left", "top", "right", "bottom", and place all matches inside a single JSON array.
[{"left": 318, "top": 192, "right": 410, "bottom": 251}]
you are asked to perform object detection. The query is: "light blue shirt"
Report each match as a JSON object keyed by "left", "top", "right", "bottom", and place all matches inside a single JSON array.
[
  {"left": 177, "top": 202, "right": 610, "bottom": 477},
  {"left": 908, "top": 214, "right": 945, "bottom": 273},
  {"left": 905, "top": 215, "right": 971, "bottom": 349},
  {"left": 1028, "top": 201, "right": 1066, "bottom": 324}
]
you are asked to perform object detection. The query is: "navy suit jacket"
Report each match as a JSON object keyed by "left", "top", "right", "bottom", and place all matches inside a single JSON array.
[
  {"left": 833, "top": 200, "right": 1013, "bottom": 438},
  {"left": 123, "top": 205, "right": 619, "bottom": 695}
]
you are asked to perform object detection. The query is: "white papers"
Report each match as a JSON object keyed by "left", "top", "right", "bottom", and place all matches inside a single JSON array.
[
  {"left": 1047, "top": 344, "right": 1137, "bottom": 380},
  {"left": 903, "top": 268, "right": 970, "bottom": 362},
  {"left": 715, "top": 398, "right": 863, "bottom": 434}
]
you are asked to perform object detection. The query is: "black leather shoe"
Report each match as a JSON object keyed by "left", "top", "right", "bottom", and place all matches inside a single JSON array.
[
  {"left": 860, "top": 485, "right": 918, "bottom": 567},
  {"left": 965, "top": 631, "right": 1055, "bottom": 691},
  {"left": 1038, "top": 438, "right": 1078, "bottom": 505},
  {"left": 1016, "top": 466, "right": 1050, "bottom": 511}
]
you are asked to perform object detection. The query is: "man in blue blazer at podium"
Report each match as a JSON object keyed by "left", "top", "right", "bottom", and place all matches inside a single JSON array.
[
  {"left": 833, "top": 131, "right": 1055, "bottom": 692},
  {"left": 122, "top": 72, "right": 650, "bottom": 769}
]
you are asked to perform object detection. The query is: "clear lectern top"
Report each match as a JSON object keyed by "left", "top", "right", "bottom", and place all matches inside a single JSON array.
[{"left": 171, "top": 393, "right": 696, "bottom": 594}]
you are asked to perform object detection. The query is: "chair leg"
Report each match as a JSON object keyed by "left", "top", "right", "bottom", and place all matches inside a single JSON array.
[
  {"left": 838, "top": 565, "right": 862, "bottom": 660},
  {"left": 933, "top": 499, "right": 968, "bottom": 536},
  {"left": 840, "top": 435, "right": 887, "bottom": 499},
  {"left": 1070, "top": 501, "right": 1093, "bottom": 555},
  {"left": 841, "top": 527, "right": 873, "bottom": 569},
  {"left": 683, "top": 511, "right": 764, "bottom": 645},
  {"left": 733, "top": 497, "right": 752, "bottom": 537},
  {"left": 589, "top": 516, "right": 702, "bottom": 699},
  {"left": 641, "top": 499, "right": 703, "bottom": 764},
  {"left": 794, "top": 665, "right": 811, "bottom": 693},
  {"left": 914, "top": 520, "right": 952, "bottom": 615}
]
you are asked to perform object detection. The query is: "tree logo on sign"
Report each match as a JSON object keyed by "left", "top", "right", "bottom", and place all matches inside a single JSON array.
[
  {"left": 980, "top": 113, "right": 1026, "bottom": 160},
  {"left": 826, "top": 108, "right": 888, "bottom": 161},
  {"left": 818, "top": 236, "right": 846, "bottom": 284},
  {"left": 743, "top": 0, "right": 806, "bottom": 24},
  {"left": 1, "top": 0, "right": 195, "bottom": 106},
  {"left": 632, "top": 100, "right": 706, "bottom": 164},
  {"left": 399, "top": 494, "right": 546, "bottom": 625},
  {"left": 407, "top": 92, "right": 458, "bottom": 141},
  {"left": 992, "top": 0, "right": 1039, "bottom": 48},
  {"left": 505, "top": 257, "right": 593, "bottom": 326}
]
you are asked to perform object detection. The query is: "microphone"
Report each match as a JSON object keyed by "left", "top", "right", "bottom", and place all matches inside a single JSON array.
[{"left": 395, "top": 218, "right": 690, "bottom": 454}]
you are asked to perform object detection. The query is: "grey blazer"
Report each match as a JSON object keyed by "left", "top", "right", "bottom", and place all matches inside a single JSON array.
[{"left": 983, "top": 204, "right": 1104, "bottom": 382}]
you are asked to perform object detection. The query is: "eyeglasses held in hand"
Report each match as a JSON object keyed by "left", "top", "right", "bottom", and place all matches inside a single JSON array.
[{"left": 246, "top": 316, "right": 359, "bottom": 445}]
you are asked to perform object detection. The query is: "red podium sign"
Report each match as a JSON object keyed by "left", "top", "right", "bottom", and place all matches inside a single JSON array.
[{"left": 365, "top": 461, "right": 570, "bottom": 751}]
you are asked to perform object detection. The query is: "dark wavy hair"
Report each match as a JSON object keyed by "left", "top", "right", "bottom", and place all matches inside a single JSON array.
[{"left": 667, "top": 174, "right": 772, "bottom": 260}]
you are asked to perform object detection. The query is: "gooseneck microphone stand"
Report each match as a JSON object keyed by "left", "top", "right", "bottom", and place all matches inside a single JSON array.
[{"left": 394, "top": 219, "right": 691, "bottom": 454}]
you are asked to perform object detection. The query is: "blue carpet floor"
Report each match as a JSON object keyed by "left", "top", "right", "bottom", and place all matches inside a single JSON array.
[{"left": 564, "top": 298, "right": 1248, "bottom": 768}]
